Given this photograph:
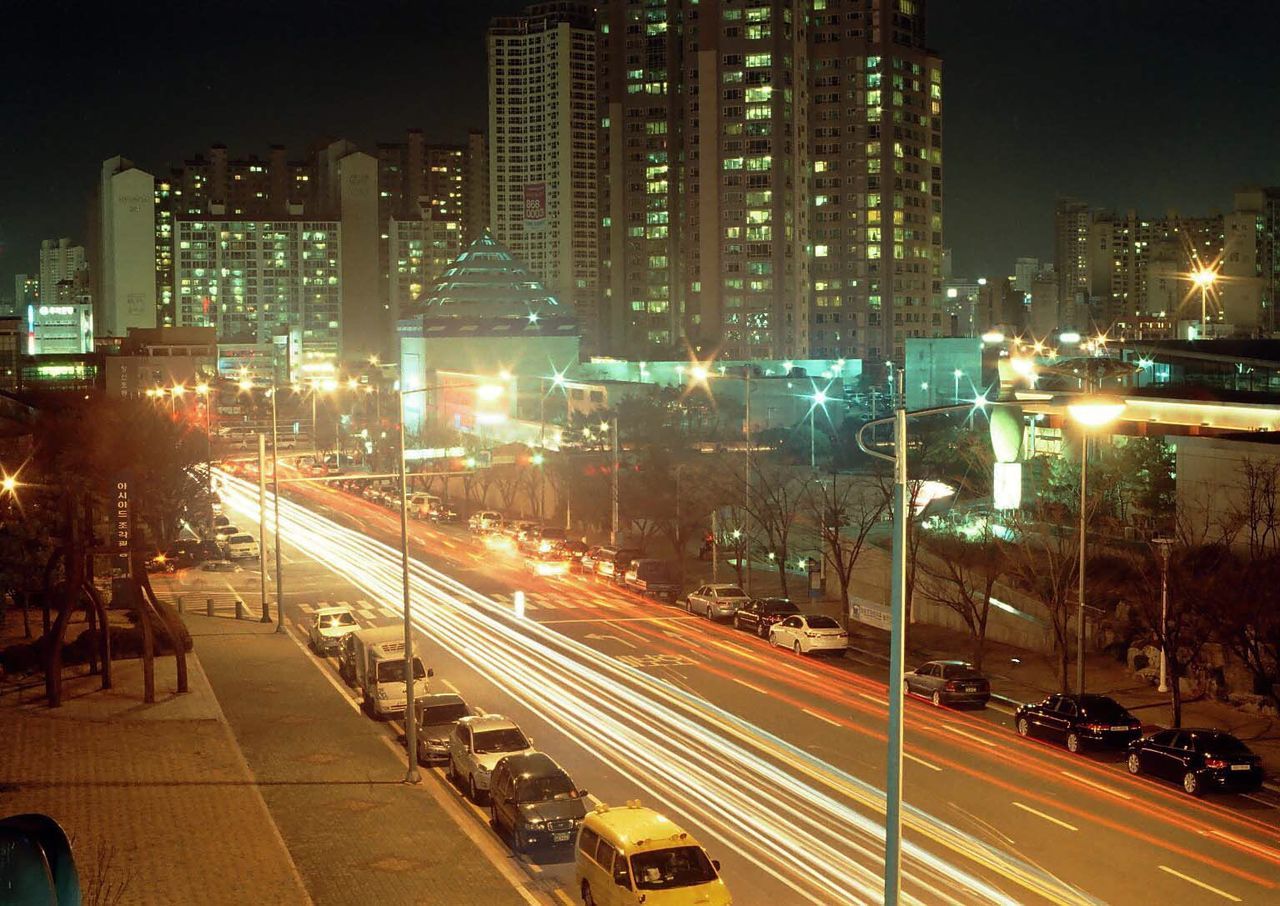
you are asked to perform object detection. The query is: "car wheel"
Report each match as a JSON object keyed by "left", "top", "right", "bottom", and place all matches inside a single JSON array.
[
  {"left": 903, "top": 679, "right": 911, "bottom": 697},
  {"left": 447, "top": 757, "right": 458, "bottom": 783},
  {"left": 1127, "top": 753, "right": 1142, "bottom": 775},
  {"left": 1016, "top": 717, "right": 1030, "bottom": 738},
  {"left": 468, "top": 774, "right": 481, "bottom": 803},
  {"left": 793, "top": 640, "right": 803, "bottom": 656},
  {"left": 931, "top": 690, "right": 943, "bottom": 707},
  {"left": 581, "top": 881, "right": 596, "bottom": 906},
  {"left": 733, "top": 615, "right": 743, "bottom": 630},
  {"left": 768, "top": 632, "right": 778, "bottom": 648},
  {"left": 1066, "top": 732, "right": 1081, "bottom": 754},
  {"left": 1183, "top": 772, "right": 1203, "bottom": 796},
  {"left": 757, "top": 624, "right": 768, "bottom": 639}
]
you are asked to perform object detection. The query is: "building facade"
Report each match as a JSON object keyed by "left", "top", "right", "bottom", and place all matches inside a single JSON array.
[
  {"left": 1053, "top": 198, "right": 1091, "bottom": 317},
  {"left": 25, "top": 302, "right": 93, "bottom": 355},
  {"left": 388, "top": 213, "right": 464, "bottom": 335},
  {"left": 173, "top": 218, "right": 342, "bottom": 378},
  {"left": 1221, "top": 187, "right": 1280, "bottom": 334},
  {"left": 488, "top": 2, "right": 599, "bottom": 346},
  {"left": 38, "top": 238, "right": 86, "bottom": 309},
  {"left": 96, "top": 157, "right": 157, "bottom": 338}
]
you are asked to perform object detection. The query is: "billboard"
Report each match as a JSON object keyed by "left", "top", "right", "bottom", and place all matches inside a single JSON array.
[{"left": 524, "top": 183, "right": 547, "bottom": 232}]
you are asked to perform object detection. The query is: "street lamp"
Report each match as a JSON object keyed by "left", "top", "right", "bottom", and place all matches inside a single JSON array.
[
  {"left": 1067, "top": 394, "right": 1126, "bottom": 694},
  {"left": 195, "top": 382, "right": 214, "bottom": 528},
  {"left": 808, "top": 388, "right": 828, "bottom": 470},
  {"left": 953, "top": 369, "right": 963, "bottom": 404}
]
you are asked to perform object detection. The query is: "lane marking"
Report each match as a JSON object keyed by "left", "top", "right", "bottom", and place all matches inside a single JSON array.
[
  {"left": 1208, "top": 829, "right": 1280, "bottom": 862},
  {"left": 905, "top": 752, "right": 943, "bottom": 772},
  {"left": 802, "top": 708, "right": 841, "bottom": 727},
  {"left": 857, "top": 692, "right": 887, "bottom": 706},
  {"left": 553, "top": 890, "right": 575, "bottom": 906},
  {"left": 1241, "top": 793, "right": 1276, "bottom": 808},
  {"left": 944, "top": 725, "right": 997, "bottom": 748},
  {"left": 535, "top": 615, "right": 701, "bottom": 624},
  {"left": 1059, "top": 770, "right": 1133, "bottom": 801},
  {"left": 1011, "top": 801, "right": 1078, "bottom": 832},
  {"left": 1157, "top": 865, "right": 1241, "bottom": 902},
  {"left": 731, "top": 676, "right": 771, "bottom": 696}
]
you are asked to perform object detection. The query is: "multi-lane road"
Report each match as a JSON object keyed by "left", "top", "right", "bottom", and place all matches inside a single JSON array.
[{"left": 211, "top": 467, "right": 1280, "bottom": 906}]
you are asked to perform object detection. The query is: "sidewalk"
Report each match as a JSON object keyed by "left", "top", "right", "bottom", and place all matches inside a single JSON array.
[
  {"left": 0, "top": 611, "right": 311, "bottom": 905},
  {"left": 187, "top": 614, "right": 531, "bottom": 906},
  {"left": 845, "top": 618, "right": 1280, "bottom": 779}
]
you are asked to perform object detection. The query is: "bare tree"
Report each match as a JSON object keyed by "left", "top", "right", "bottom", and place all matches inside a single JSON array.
[
  {"left": 742, "top": 461, "right": 806, "bottom": 597},
  {"left": 1001, "top": 512, "right": 1081, "bottom": 693},
  {"left": 1232, "top": 458, "right": 1280, "bottom": 559},
  {"left": 917, "top": 524, "right": 1006, "bottom": 671},
  {"left": 805, "top": 471, "right": 887, "bottom": 624}
]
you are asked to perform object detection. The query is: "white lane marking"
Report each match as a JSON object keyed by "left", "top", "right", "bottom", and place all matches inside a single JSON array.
[
  {"left": 1011, "top": 801, "right": 1078, "bottom": 832},
  {"left": 945, "top": 725, "right": 997, "bottom": 748},
  {"left": 438, "top": 678, "right": 462, "bottom": 695},
  {"left": 858, "top": 692, "right": 887, "bottom": 706},
  {"left": 731, "top": 676, "right": 771, "bottom": 697},
  {"left": 1207, "top": 828, "right": 1280, "bottom": 862},
  {"left": 1157, "top": 865, "right": 1241, "bottom": 902},
  {"left": 1060, "top": 770, "right": 1134, "bottom": 801},
  {"left": 1241, "top": 792, "right": 1276, "bottom": 807},
  {"left": 987, "top": 701, "right": 1015, "bottom": 716},
  {"left": 535, "top": 615, "right": 702, "bottom": 624},
  {"left": 905, "top": 752, "right": 943, "bottom": 772},
  {"left": 802, "top": 708, "right": 841, "bottom": 727},
  {"left": 553, "top": 890, "right": 575, "bottom": 906}
]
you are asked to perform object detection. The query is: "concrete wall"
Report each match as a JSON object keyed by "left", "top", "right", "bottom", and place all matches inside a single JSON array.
[{"left": 1175, "top": 434, "right": 1280, "bottom": 550}]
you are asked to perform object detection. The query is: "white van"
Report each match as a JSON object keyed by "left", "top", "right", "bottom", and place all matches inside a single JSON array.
[
  {"left": 575, "top": 802, "right": 731, "bottom": 906},
  {"left": 351, "top": 625, "right": 430, "bottom": 718}
]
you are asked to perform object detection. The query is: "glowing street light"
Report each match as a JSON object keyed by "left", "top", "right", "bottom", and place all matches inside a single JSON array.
[
  {"left": 1067, "top": 394, "right": 1125, "bottom": 694},
  {"left": 1190, "top": 267, "right": 1218, "bottom": 336},
  {"left": 807, "top": 386, "right": 830, "bottom": 469},
  {"left": 1, "top": 475, "right": 16, "bottom": 494}
]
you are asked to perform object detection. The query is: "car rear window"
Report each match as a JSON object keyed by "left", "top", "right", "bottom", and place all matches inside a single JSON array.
[
  {"left": 421, "top": 703, "right": 469, "bottom": 725},
  {"left": 1193, "top": 733, "right": 1249, "bottom": 754},
  {"left": 718, "top": 587, "right": 746, "bottom": 598},
  {"left": 1080, "top": 697, "right": 1128, "bottom": 720},
  {"left": 942, "top": 665, "right": 981, "bottom": 679},
  {"left": 806, "top": 615, "right": 841, "bottom": 629},
  {"left": 228, "top": 534, "right": 254, "bottom": 544},
  {"left": 765, "top": 601, "right": 799, "bottom": 615}
]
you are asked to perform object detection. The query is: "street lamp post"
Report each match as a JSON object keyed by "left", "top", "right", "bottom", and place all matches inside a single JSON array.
[
  {"left": 1152, "top": 536, "right": 1175, "bottom": 693},
  {"left": 1192, "top": 268, "right": 1217, "bottom": 338},
  {"left": 1067, "top": 395, "right": 1126, "bottom": 694},
  {"left": 270, "top": 387, "right": 284, "bottom": 633},
  {"left": 195, "top": 382, "right": 213, "bottom": 528},
  {"left": 610, "top": 418, "right": 619, "bottom": 545}
]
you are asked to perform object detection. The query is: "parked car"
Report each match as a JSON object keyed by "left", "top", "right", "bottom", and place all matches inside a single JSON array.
[
  {"left": 768, "top": 614, "right": 848, "bottom": 655},
  {"left": 213, "top": 523, "right": 240, "bottom": 542},
  {"left": 558, "top": 540, "right": 589, "bottom": 571},
  {"left": 448, "top": 714, "right": 535, "bottom": 803},
  {"left": 413, "top": 693, "right": 473, "bottom": 764},
  {"left": 529, "top": 527, "right": 567, "bottom": 554},
  {"left": 686, "top": 584, "right": 750, "bottom": 621},
  {"left": 525, "top": 548, "right": 573, "bottom": 577},
  {"left": 1127, "top": 729, "right": 1264, "bottom": 796},
  {"left": 144, "top": 550, "right": 177, "bottom": 573},
  {"left": 432, "top": 504, "right": 460, "bottom": 524},
  {"left": 224, "top": 533, "right": 260, "bottom": 560},
  {"left": 199, "top": 559, "right": 241, "bottom": 573},
  {"left": 623, "top": 559, "right": 680, "bottom": 603},
  {"left": 488, "top": 752, "right": 587, "bottom": 854},
  {"left": 214, "top": 514, "right": 230, "bottom": 529},
  {"left": 732, "top": 597, "right": 800, "bottom": 638},
  {"left": 579, "top": 545, "right": 607, "bottom": 575},
  {"left": 592, "top": 547, "right": 644, "bottom": 584},
  {"left": 469, "top": 510, "right": 503, "bottom": 533},
  {"left": 904, "top": 660, "right": 991, "bottom": 708},
  {"left": 307, "top": 605, "right": 359, "bottom": 655},
  {"left": 1014, "top": 694, "right": 1142, "bottom": 753},
  {"left": 337, "top": 633, "right": 359, "bottom": 685}
]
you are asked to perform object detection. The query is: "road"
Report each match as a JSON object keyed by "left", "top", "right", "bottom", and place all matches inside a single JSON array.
[{"left": 207, "top": 468, "right": 1280, "bottom": 906}]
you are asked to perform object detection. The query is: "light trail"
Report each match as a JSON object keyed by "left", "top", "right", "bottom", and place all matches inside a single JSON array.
[{"left": 223, "top": 474, "right": 1097, "bottom": 905}]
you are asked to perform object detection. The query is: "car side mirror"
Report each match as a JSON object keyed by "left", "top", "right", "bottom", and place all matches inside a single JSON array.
[
  {"left": 577, "top": 789, "right": 588, "bottom": 799},
  {"left": 427, "top": 668, "right": 435, "bottom": 678},
  {"left": 712, "top": 859, "right": 721, "bottom": 872}
]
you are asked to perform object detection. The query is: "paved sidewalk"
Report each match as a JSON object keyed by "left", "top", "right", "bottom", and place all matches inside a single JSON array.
[
  {"left": 846, "top": 619, "right": 1280, "bottom": 778},
  {"left": 188, "top": 614, "right": 531, "bottom": 906},
  {"left": 0, "top": 614, "right": 311, "bottom": 905}
]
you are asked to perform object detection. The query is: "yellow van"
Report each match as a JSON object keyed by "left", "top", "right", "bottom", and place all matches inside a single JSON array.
[{"left": 574, "top": 801, "right": 732, "bottom": 906}]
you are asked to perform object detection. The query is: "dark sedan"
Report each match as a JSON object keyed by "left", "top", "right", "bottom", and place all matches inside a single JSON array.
[
  {"left": 1014, "top": 693, "right": 1142, "bottom": 753},
  {"left": 732, "top": 597, "right": 800, "bottom": 638},
  {"left": 904, "top": 660, "right": 990, "bottom": 708},
  {"left": 1127, "top": 729, "right": 1264, "bottom": 796}
]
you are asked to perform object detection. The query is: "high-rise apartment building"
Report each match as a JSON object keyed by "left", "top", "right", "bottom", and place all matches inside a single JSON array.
[
  {"left": 600, "top": 0, "right": 942, "bottom": 364},
  {"left": 95, "top": 156, "right": 157, "bottom": 338},
  {"left": 388, "top": 212, "right": 464, "bottom": 332},
  {"left": 1221, "top": 187, "right": 1280, "bottom": 333},
  {"left": 1053, "top": 198, "right": 1092, "bottom": 316},
  {"left": 488, "top": 2, "right": 599, "bottom": 344},
  {"left": 39, "top": 238, "right": 86, "bottom": 307},
  {"left": 173, "top": 217, "right": 342, "bottom": 374},
  {"left": 464, "top": 130, "right": 491, "bottom": 244}
]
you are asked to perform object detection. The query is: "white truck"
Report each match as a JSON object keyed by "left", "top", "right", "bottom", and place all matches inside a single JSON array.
[{"left": 352, "top": 625, "right": 431, "bottom": 718}]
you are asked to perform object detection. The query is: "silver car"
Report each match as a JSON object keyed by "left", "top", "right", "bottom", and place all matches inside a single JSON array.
[
  {"left": 685, "top": 584, "right": 750, "bottom": 620},
  {"left": 413, "top": 693, "right": 473, "bottom": 764}
]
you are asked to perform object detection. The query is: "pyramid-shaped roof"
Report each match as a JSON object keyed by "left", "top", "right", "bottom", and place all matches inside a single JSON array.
[{"left": 418, "top": 230, "right": 559, "bottom": 318}]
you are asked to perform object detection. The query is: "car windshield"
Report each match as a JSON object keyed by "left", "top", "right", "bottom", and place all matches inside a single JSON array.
[
  {"left": 806, "top": 615, "right": 841, "bottom": 629},
  {"left": 472, "top": 728, "right": 529, "bottom": 754},
  {"left": 229, "top": 535, "right": 253, "bottom": 544},
  {"left": 516, "top": 774, "right": 578, "bottom": 802},
  {"left": 1195, "top": 733, "right": 1250, "bottom": 755},
  {"left": 630, "top": 846, "right": 718, "bottom": 891},
  {"left": 1079, "top": 696, "right": 1129, "bottom": 720},
  {"left": 318, "top": 612, "right": 356, "bottom": 628},
  {"left": 421, "top": 703, "right": 469, "bottom": 725},
  {"left": 375, "top": 658, "right": 427, "bottom": 683},
  {"left": 942, "top": 665, "right": 982, "bottom": 679}
]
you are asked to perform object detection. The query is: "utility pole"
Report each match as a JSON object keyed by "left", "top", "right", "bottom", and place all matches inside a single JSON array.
[
  {"left": 258, "top": 433, "right": 270, "bottom": 623},
  {"left": 711, "top": 509, "right": 718, "bottom": 582},
  {"left": 610, "top": 416, "right": 619, "bottom": 545},
  {"left": 744, "top": 371, "right": 752, "bottom": 596},
  {"left": 271, "top": 388, "right": 283, "bottom": 633},
  {"left": 884, "top": 371, "right": 907, "bottom": 905},
  {"left": 397, "top": 387, "right": 421, "bottom": 784},
  {"left": 1152, "top": 537, "right": 1174, "bottom": 693}
]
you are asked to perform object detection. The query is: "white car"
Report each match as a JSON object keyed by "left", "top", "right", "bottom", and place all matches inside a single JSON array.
[
  {"left": 469, "top": 510, "right": 503, "bottom": 533},
  {"left": 214, "top": 523, "right": 240, "bottom": 542},
  {"left": 307, "top": 605, "right": 358, "bottom": 654},
  {"left": 686, "top": 584, "right": 751, "bottom": 620},
  {"left": 768, "top": 614, "right": 849, "bottom": 655},
  {"left": 224, "top": 533, "right": 259, "bottom": 559},
  {"left": 447, "top": 714, "right": 534, "bottom": 803}
]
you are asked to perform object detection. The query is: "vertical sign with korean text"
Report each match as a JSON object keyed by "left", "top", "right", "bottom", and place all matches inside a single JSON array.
[{"left": 115, "top": 480, "right": 130, "bottom": 569}]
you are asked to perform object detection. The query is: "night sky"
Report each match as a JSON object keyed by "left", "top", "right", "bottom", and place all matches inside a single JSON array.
[{"left": 2, "top": 0, "right": 1277, "bottom": 296}]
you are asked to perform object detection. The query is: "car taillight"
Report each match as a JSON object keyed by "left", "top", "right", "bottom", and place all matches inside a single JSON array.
[
  {"left": 1204, "top": 758, "right": 1227, "bottom": 769},
  {"left": 1084, "top": 723, "right": 1107, "bottom": 733},
  {"left": 945, "top": 681, "right": 959, "bottom": 691}
]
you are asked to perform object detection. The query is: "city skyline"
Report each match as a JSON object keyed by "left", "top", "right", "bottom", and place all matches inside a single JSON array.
[{"left": 2, "top": 1, "right": 1278, "bottom": 294}]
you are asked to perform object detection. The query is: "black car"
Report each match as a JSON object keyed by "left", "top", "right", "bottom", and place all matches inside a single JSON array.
[
  {"left": 432, "top": 505, "right": 460, "bottom": 524},
  {"left": 1015, "top": 694, "right": 1142, "bottom": 753},
  {"left": 336, "top": 633, "right": 359, "bottom": 685},
  {"left": 488, "top": 752, "right": 587, "bottom": 854},
  {"left": 904, "top": 660, "right": 991, "bottom": 708},
  {"left": 1127, "top": 729, "right": 1264, "bottom": 796},
  {"left": 732, "top": 597, "right": 800, "bottom": 638}
]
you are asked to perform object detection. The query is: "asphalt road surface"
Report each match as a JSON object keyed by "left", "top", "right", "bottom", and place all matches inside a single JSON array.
[{"left": 206, "top": 468, "right": 1280, "bottom": 906}]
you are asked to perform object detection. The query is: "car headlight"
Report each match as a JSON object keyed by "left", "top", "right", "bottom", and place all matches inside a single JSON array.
[
  {"left": 525, "top": 816, "right": 545, "bottom": 827},
  {"left": 376, "top": 689, "right": 388, "bottom": 700}
]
